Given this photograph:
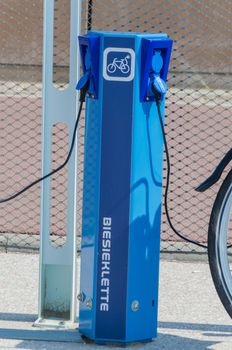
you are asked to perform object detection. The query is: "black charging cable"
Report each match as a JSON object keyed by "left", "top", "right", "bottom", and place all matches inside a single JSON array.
[
  {"left": 152, "top": 85, "right": 207, "bottom": 249},
  {"left": 0, "top": 84, "right": 88, "bottom": 204},
  {"left": 0, "top": 77, "right": 211, "bottom": 249}
]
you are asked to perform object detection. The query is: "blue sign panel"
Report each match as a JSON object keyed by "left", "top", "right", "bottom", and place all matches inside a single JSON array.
[{"left": 95, "top": 35, "right": 135, "bottom": 341}]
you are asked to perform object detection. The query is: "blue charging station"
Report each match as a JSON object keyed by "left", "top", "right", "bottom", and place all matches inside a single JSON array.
[{"left": 77, "top": 31, "right": 172, "bottom": 344}]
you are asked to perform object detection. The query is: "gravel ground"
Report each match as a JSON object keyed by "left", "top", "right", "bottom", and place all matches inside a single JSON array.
[{"left": 0, "top": 252, "right": 231, "bottom": 350}]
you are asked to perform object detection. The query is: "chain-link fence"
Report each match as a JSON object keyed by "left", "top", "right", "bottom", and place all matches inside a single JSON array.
[{"left": 0, "top": 0, "right": 231, "bottom": 253}]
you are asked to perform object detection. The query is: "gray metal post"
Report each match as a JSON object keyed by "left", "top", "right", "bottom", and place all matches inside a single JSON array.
[{"left": 35, "top": 0, "right": 81, "bottom": 328}]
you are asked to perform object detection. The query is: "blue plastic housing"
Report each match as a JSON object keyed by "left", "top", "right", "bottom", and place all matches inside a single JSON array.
[
  {"left": 78, "top": 34, "right": 100, "bottom": 98},
  {"left": 78, "top": 31, "right": 173, "bottom": 345},
  {"left": 140, "top": 38, "right": 173, "bottom": 101}
]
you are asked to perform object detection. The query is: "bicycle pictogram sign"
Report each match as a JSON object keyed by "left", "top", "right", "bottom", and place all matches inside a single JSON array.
[
  {"left": 103, "top": 47, "right": 135, "bottom": 82},
  {"left": 107, "top": 55, "right": 131, "bottom": 74}
]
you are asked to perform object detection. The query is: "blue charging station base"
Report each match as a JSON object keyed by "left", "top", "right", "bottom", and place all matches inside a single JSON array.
[{"left": 78, "top": 31, "right": 172, "bottom": 344}]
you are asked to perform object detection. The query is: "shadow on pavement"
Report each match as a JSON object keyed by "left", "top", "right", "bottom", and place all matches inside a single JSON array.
[
  {"left": 15, "top": 332, "right": 219, "bottom": 350},
  {"left": 0, "top": 312, "right": 37, "bottom": 323},
  {"left": 0, "top": 317, "right": 230, "bottom": 349},
  {"left": 159, "top": 321, "right": 232, "bottom": 333},
  {"left": 155, "top": 333, "right": 219, "bottom": 350},
  {"left": 0, "top": 328, "right": 82, "bottom": 343}
]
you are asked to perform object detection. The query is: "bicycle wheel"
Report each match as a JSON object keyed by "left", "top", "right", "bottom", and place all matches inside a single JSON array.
[
  {"left": 121, "top": 64, "right": 130, "bottom": 74},
  {"left": 107, "top": 63, "right": 116, "bottom": 73},
  {"left": 208, "top": 168, "right": 232, "bottom": 318}
]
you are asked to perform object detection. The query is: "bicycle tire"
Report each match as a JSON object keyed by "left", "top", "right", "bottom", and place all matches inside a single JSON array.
[
  {"left": 121, "top": 64, "right": 130, "bottom": 74},
  {"left": 107, "top": 63, "right": 116, "bottom": 73},
  {"left": 208, "top": 168, "right": 232, "bottom": 318}
]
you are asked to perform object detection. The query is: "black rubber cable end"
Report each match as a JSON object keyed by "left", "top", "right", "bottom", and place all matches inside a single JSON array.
[
  {"left": 151, "top": 84, "right": 162, "bottom": 104},
  {"left": 79, "top": 80, "right": 90, "bottom": 102}
]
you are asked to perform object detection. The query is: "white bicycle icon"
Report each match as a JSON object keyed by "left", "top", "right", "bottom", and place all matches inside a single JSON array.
[{"left": 107, "top": 55, "right": 130, "bottom": 74}]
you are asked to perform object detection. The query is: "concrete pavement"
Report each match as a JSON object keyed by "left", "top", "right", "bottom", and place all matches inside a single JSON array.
[{"left": 0, "top": 252, "right": 231, "bottom": 349}]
